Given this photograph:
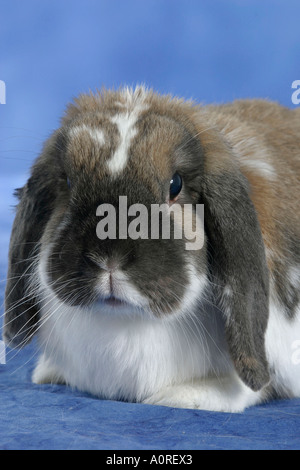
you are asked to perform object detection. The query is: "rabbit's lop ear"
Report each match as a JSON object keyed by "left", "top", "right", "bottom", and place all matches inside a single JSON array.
[
  {"left": 200, "top": 129, "right": 270, "bottom": 391},
  {"left": 3, "top": 132, "right": 62, "bottom": 348}
]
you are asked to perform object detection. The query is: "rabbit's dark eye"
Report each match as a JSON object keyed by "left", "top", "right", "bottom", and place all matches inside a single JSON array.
[
  {"left": 67, "top": 177, "right": 71, "bottom": 189},
  {"left": 169, "top": 172, "right": 182, "bottom": 200}
]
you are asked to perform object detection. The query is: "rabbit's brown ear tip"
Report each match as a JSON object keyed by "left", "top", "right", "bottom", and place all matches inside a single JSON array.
[{"left": 234, "top": 355, "right": 270, "bottom": 391}]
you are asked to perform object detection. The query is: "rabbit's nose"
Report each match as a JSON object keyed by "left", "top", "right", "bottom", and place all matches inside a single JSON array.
[
  {"left": 100, "top": 262, "right": 117, "bottom": 295},
  {"left": 98, "top": 258, "right": 120, "bottom": 272}
]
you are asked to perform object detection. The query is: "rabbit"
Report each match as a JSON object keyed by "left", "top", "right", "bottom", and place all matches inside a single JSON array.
[{"left": 3, "top": 85, "right": 300, "bottom": 412}]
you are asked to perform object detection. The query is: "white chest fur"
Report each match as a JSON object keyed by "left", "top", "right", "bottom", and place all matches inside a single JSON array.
[{"left": 33, "top": 294, "right": 230, "bottom": 402}]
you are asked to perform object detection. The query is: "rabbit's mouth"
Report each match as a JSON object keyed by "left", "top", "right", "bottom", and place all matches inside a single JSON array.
[
  {"left": 89, "top": 293, "right": 151, "bottom": 318},
  {"left": 102, "top": 295, "right": 127, "bottom": 307}
]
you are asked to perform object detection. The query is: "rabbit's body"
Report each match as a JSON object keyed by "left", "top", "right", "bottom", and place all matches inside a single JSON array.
[{"left": 4, "top": 87, "right": 300, "bottom": 411}]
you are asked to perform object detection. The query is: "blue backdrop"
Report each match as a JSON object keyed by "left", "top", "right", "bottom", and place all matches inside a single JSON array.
[{"left": 0, "top": 0, "right": 300, "bottom": 450}]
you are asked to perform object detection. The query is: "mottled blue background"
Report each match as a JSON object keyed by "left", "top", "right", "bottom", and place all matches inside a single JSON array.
[
  {"left": 0, "top": 0, "right": 300, "bottom": 449},
  {"left": 1, "top": 0, "right": 300, "bottom": 172}
]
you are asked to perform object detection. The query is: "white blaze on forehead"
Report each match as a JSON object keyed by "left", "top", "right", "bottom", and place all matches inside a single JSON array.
[
  {"left": 107, "top": 113, "right": 139, "bottom": 174},
  {"left": 68, "top": 87, "right": 148, "bottom": 175},
  {"left": 107, "top": 99, "right": 147, "bottom": 175},
  {"left": 69, "top": 124, "right": 105, "bottom": 146}
]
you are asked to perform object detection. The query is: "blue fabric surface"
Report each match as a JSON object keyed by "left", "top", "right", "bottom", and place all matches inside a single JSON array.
[
  {"left": 1, "top": 341, "right": 300, "bottom": 450},
  {"left": 1, "top": 0, "right": 300, "bottom": 450},
  {"left": 1, "top": 256, "right": 300, "bottom": 450},
  {"left": 0, "top": 341, "right": 300, "bottom": 450}
]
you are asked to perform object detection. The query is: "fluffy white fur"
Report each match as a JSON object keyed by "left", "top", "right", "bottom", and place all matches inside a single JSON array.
[
  {"left": 31, "top": 247, "right": 258, "bottom": 412},
  {"left": 265, "top": 293, "right": 300, "bottom": 397},
  {"left": 32, "top": 248, "right": 300, "bottom": 412}
]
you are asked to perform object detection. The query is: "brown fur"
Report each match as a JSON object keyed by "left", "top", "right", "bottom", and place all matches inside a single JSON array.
[
  {"left": 4, "top": 86, "right": 299, "bottom": 394},
  {"left": 201, "top": 99, "right": 300, "bottom": 304},
  {"left": 62, "top": 88, "right": 300, "bottom": 309}
]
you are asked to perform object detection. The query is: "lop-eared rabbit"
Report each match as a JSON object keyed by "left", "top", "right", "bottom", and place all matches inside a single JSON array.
[{"left": 4, "top": 87, "right": 300, "bottom": 412}]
